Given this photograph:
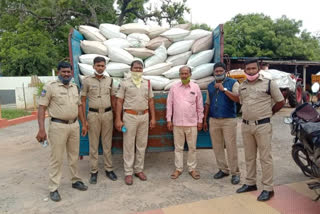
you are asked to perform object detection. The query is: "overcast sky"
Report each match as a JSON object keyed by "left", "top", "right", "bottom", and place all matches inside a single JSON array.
[{"left": 183, "top": 0, "right": 320, "bottom": 34}]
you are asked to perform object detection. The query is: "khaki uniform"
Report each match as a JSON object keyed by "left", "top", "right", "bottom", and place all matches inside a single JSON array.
[
  {"left": 81, "top": 75, "right": 115, "bottom": 174},
  {"left": 39, "top": 80, "right": 82, "bottom": 192},
  {"left": 206, "top": 82, "right": 240, "bottom": 176},
  {"left": 239, "top": 74, "right": 284, "bottom": 191},
  {"left": 116, "top": 79, "right": 153, "bottom": 176}
]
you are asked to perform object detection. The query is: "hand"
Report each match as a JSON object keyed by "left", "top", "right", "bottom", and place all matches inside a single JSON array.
[
  {"left": 167, "top": 121, "right": 173, "bottom": 131},
  {"left": 115, "top": 120, "right": 124, "bottom": 132},
  {"left": 85, "top": 121, "right": 89, "bottom": 129},
  {"left": 81, "top": 125, "right": 87, "bottom": 136},
  {"left": 197, "top": 123, "right": 203, "bottom": 131},
  {"left": 215, "top": 83, "right": 224, "bottom": 91},
  {"left": 203, "top": 121, "right": 208, "bottom": 132},
  {"left": 150, "top": 119, "right": 156, "bottom": 130},
  {"left": 36, "top": 129, "right": 47, "bottom": 143}
]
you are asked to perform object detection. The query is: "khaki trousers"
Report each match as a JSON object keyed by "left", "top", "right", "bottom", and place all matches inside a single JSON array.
[
  {"left": 87, "top": 111, "right": 113, "bottom": 173},
  {"left": 48, "top": 120, "right": 82, "bottom": 192},
  {"left": 173, "top": 126, "right": 198, "bottom": 172},
  {"left": 123, "top": 112, "right": 149, "bottom": 176},
  {"left": 209, "top": 118, "right": 240, "bottom": 175},
  {"left": 241, "top": 122, "right": 273, "bottom": 191}
]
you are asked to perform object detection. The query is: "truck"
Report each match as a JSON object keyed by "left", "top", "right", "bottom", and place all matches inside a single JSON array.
[{"left": 68, "top": 24, "right": 224, "bottom": 155}]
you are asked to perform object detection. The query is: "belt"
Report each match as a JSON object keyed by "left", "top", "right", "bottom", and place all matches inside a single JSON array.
[
  {"left": 51, "top": 117, "right": 77, "bottom": 124},
  {"left": 124, "top": 109, "right": 148, "bottom": 115},
  {"left": 89, "top": 107, "right": 112, "bottom": 113},
  {"left": 242, "top": 118, "right": 270, "bottom": 125}
]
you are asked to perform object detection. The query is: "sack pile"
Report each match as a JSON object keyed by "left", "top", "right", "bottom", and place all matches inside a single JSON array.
[{"left": 78, "top": 23, "right": 215, "bottom": 90}]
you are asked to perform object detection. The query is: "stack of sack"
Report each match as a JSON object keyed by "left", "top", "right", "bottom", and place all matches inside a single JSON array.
[{"left": 78, "top": 23, "right": 215, "bottom": 90}]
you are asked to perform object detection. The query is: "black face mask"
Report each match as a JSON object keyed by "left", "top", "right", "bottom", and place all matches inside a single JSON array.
[{"left": 58, "top": 75, "right": 72, "bottom": 85}]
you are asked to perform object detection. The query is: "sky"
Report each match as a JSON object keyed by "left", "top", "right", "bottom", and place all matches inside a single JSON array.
[{"left": 183, "top": 0, "right": 320, "bottom": 34}]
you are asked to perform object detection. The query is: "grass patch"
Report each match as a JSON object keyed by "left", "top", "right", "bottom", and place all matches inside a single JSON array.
[{"left": 1, "top": 109, "right": 31, "bottom": 120}]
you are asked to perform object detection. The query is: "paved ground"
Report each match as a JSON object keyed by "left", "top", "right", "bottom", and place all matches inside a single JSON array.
[{"left": 0, "top": 107, "right": 317, "bottom": 214}]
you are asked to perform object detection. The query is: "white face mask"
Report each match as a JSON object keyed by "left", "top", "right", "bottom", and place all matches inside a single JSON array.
[{"left": 94, "top": 70, "right": 104, "bottom": 76}]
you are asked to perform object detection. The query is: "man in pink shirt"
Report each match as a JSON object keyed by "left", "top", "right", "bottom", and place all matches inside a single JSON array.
[{"left": 166, "top": 66, "right": 204, "bottom": 180}]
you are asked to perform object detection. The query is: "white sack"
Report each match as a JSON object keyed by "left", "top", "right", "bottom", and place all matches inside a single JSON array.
[
  {"left": 191, "top": 63, "right": 215, "bottom": 80},
  {"left": 106, "top": 62, "right": 130, "bottom": 77},
  {"left": 146, "top": 37, "right": 172, "bottom": 50},
  {"left": 80, "top": 40, "right": 108, "bottom": 55},
  {"left": 167, "top": 40, "right": 194, "bottom": 55},
  {"left": 78, "top": 63, "right": 109, "bottom": 76},
  {"left": 143, "top": 63, "right": 172, "bottom": 76},
  {"left": 166, "top": 51, "right": 192, "bottom": 66},
  {"left": 191, "top": 34, "right": 213, "bottom": 53},
  {"left": 103, "top": 38, "right": 130, "bottom": 49},
  {"left": 79, "top": 25, "right": 106, "bottom": 42},
  {"left": 127, "top": 33, "right": 150, "bottom": 48},
  {"left": 144, "top": 44, "right": 167, "bottom": 68},
  {"left": 79, "top": 54, "right": 110, "bottom": 65},
  {"left": 111, "top": 77, "right": 124, "bottom": 93},
  {"left": 162, "top": 65, "right": 191, "bottom": 79},
  {"left": 148, "top": 26, "right": 169, "bottom": 39},
  {"left": 187, "top": 49, "right": 214, "bottom": 67},
  {"left": 184, "top": 29, "right": 211, "bottom": 41},
  {"left": 160, "top": 28, "right": 190, "bottom": 42},
  {"left": 120, "top": 23, "right": 150, "bottom": 35},
  {"left": 173, "top": 23, "right": 192, "bottom": 30},
  {"left": 142, "top": 75, "right": 170, "bottom": 90},
  {"left": 125, "top": 48, "right": 155, "bottom": 59},
  {"left": 99, "top": 23, "right": 126, "bottom": 39},
  {"left": 195, "top": 76, "right": 215, "bottom": 90},
  {"left": 260, "top": 69, "right": 296, "bottom": 91},
  {"left": 108, "top": 47, "right": 134, "bottom": 65}
]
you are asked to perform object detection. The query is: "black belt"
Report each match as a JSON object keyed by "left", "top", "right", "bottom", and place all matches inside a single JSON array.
[
  {"left": 243, "top": 118, "right": 270, "bottom": 125},
  {"left": 51, "top": 117, "right": 77, "bottom": 124},
  {"left": 89, "top": 107, "right": 112, "bottom": 113}
]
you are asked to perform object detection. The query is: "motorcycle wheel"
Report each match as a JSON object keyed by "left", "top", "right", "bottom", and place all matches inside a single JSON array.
[{"left": 292, "top": 144, "right": 313, "bottom": 177}]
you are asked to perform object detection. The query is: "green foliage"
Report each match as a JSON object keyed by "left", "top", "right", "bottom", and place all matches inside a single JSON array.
[
  {"left": 1, "top": 109, "right": 31, "bottom": 119},
  {"left": 0, "top": 18, "right": 59, "bottom": 76},
  {"left": 191, "top": 23, "right": 212, "bottom": 31},
  {"left": 224, "top": 13, "right": 320, "bottom": 60}
]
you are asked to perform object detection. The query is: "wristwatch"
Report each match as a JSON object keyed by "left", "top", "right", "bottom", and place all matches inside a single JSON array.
[{"left": 223, "top": 88, "right": 228, "bottom": 93}]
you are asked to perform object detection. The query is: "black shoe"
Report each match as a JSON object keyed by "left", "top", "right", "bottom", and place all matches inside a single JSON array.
[
  {"left": 236, "top": 184, "right": 257, "bottom": 193},
  {"left": 49, "top": 190, "right": 61, "bottom": 202},
  {"left": 72, "top": 181, "right": 88, "bottom": 191},
  {"left": 213, "top": 170, "right": 229, "bottom": 179},
  {"left": 90, "top": 172, "right": 98, "bottom": 184},
  {"left": 231, "top": 175, "right": 240, "bottom": 185},
  {"left": 106, "top": 171, "right": 118, "bottom": 181},
  {"left": 257, "top": 190, "right": 274, "bottom": 201}
]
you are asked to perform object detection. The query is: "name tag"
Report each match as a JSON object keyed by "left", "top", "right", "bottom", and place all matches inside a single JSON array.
[{"left": 60, "top": 92, "right": 67, "bottom": 95}]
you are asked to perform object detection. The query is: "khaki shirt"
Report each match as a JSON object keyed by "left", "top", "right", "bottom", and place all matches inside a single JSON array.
[
  {"left": 80, "top": 75, "right": 115, "bottom": 109},
  {"left": 116, "top": 79, "right": 153, "bottom": 110},
  {"left": 239, "top": 74, "right": 284, "bottom": 121},
  {"left": 39, "top": 80, "right": 80, "bottom": 120},
  {"left": 205, "top": 81, "right": 240, "bottom": 105}
]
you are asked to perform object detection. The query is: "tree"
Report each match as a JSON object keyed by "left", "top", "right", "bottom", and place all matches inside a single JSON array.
[
  {"left": 224, "top": 13, "right": 320, "bottom": 60},
  {"left": 191, "top": 23, "right": 212, "bottom": 31},
  {"left": 0, "top": 18, "right": 59, "bottom": 76}
]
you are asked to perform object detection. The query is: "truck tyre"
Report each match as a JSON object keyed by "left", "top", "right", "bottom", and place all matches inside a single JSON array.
[{"left": 288, "top": 90, "right": 298, "bottom": 107}]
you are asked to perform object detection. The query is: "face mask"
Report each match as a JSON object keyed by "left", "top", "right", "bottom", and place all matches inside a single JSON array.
[
  {"left": 181, "top": 76, "right": 191, "bottom": 85},
  {"left": 131, "top": 71, "right": 143, "bottom": 88},
  {"left": 58, "top": 75, "right": 72, "bottom": 85},
  {"left": 214, "top": 73, "right": 226, "bottom": 81},
  {"left": 245, "top": 72, "right": 259, "bottom": 82},
  {"left": 94, "top": 70, "right": 104, "bottom": 76}
]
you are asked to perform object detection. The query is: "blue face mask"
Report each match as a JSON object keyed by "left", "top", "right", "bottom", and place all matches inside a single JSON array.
[{"left": 58, "top": 75, "right": 72, "bottom": 85}]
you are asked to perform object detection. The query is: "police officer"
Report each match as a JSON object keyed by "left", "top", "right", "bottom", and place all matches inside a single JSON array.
[
  {"left": 115, "top": 60, "right": 156, "bottom": 185},
  {"left": 36, "top": 62, "right": 88, "bottom": 202},
  {"left": 81, "top": 57, "right": 117, "bottom": 184},
  {"left": 203, "top": 62, "right": 241, "bottom": 185},
  {"left": 236, "top": 59, "right": 285, "bottom": 201}
]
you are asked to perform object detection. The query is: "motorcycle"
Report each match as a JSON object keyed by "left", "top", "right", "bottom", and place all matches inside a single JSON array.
[{"left": 284, "top": 82, "right": 320, "bottom": 201}]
